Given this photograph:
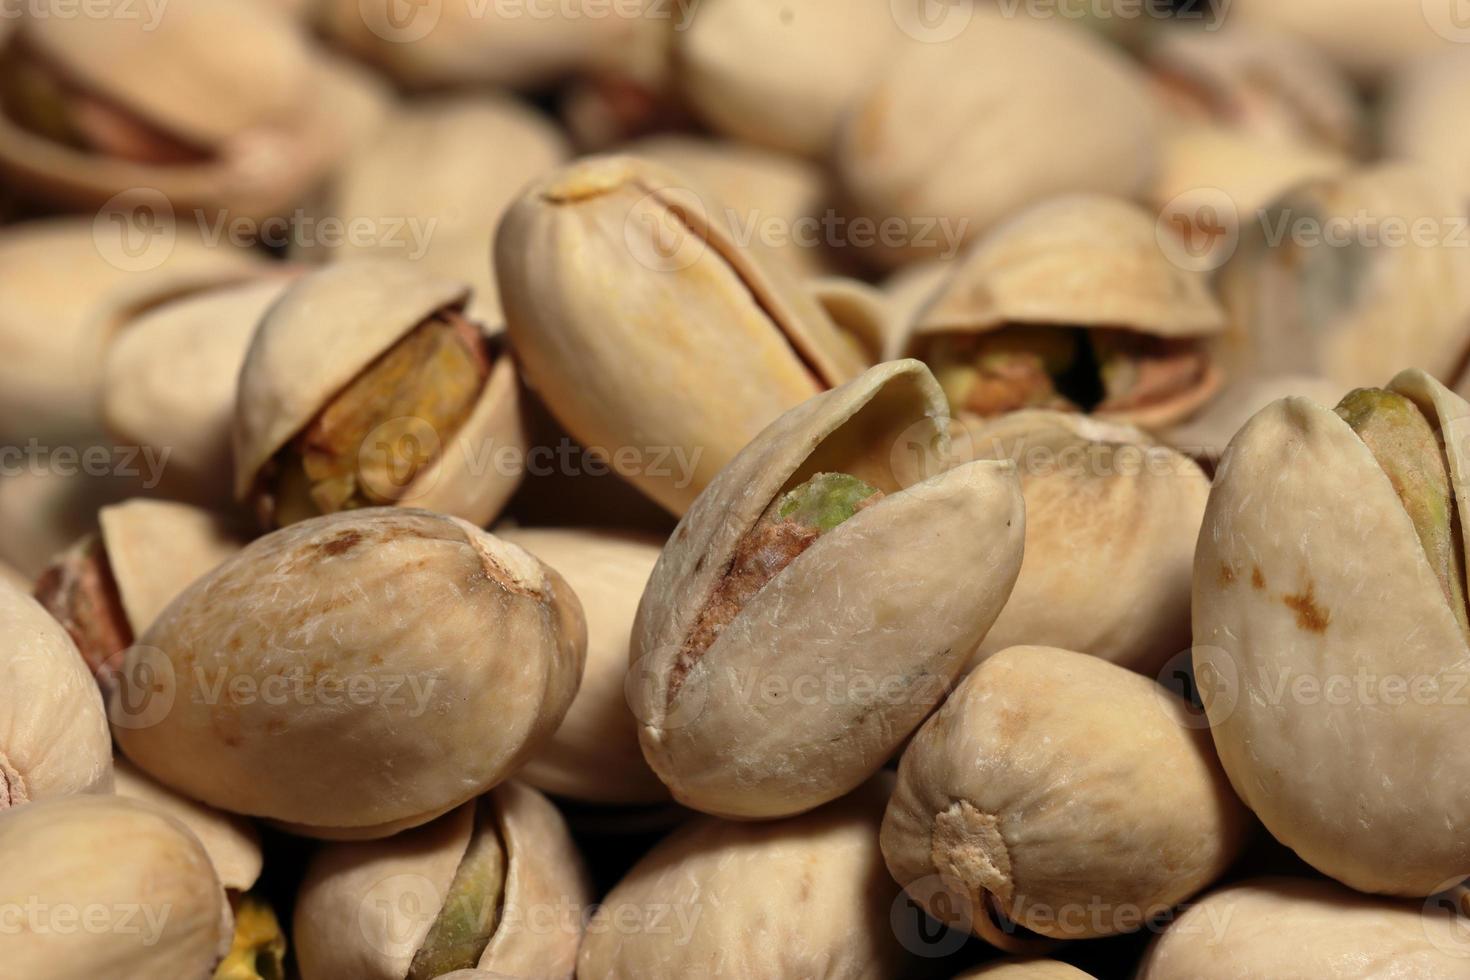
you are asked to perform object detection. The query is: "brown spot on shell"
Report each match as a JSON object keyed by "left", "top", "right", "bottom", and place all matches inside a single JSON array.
[
  {"left": 1218, "top": 564, "right": 1236, "bottom": 587},
  {"left": 1251, "top": 566, "right": 1265, "bottom": 590},
  {"left": 1284, "top": 583, "right": 1330, "bottom": 634},
  {"left": 315, "top": 529, "right": 363, "bottom": 558}
]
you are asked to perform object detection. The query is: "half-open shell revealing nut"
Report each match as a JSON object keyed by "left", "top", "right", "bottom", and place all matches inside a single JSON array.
[
  {"left": 110, "top": 508, "right": 586, "bottom": 840},
  {"left": 631, "top": 360, "right": 1025, "bottom": 819}
]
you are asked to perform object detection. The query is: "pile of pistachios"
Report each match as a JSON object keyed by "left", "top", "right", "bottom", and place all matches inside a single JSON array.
[{"left": 5, "top": 1, "right": 1470, "bottom": 978}]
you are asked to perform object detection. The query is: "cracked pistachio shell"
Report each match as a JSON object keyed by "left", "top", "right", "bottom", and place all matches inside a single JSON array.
[
  {"left": 103, "top": 276, "right": 296, "bottom": 504},
  {"left": 1230, "top": 0, "right": 1457, "bottom": 83},
  {"left": 233, "top": 260, "right": 527, "bottom": 528},
  {"left": 956, "top": 962, "right": 1095, "bottom": 980},
  {"left": 0, "top": 218, "right": 266, "bottom": 447},
  {"left": 808, "top": 277, "right": 892, "bottom": 368},
  {"left": 835, "top": 11, "right": 1159, "bottom": 269},
  {"left": 1382, "top": 51, "right": 1470, "bottom": 212},
  {"left": 495, "top": 155, "right": 868, "bottom": 516},
  {"left": 301, "top": 95, "right": 569, "bottom": 327},
  {"left": 112, "top": 756, "right": 262, "bottom": 893},
  {"left": 1216, "top": 166, "right": 1470, "bottom": 393},
  {"left": 295, "top": 781, "right": 591, "bottom": 980},
  {"left": 577, "top": 777, "right": 917, "bottom": 980},
  {"left": 959, "top": 411, "right": 1208, "bottom": 676},
  {"left": 1194, "top": 369, "right": 1470, "bottom": 895},
  {"left": 0, "top": 578, "right": 112, "bottom": 808},
  {"left": 499, "top": 528, "right": 667, "bottom": 806},
  {"left": 110, "top": 509, "right": 586, "bottom": 840},
  {"left": 882, "top": 646, "right": 1248, "bottom": 948},
  {"left": 1137, "top": 877, "right": 1470, "bottom": 979},
  {"left": 631, "top": 360, "right": 1025, "bottom": 819},
  {"left": 677, "top": 0, "right": 900, "bottom": 158},
  {"left": 0, "top": 794, "right": 230, "bottom": 980},
  {"left": 0, "top": 0, "right": 386, "bottom": 218}
]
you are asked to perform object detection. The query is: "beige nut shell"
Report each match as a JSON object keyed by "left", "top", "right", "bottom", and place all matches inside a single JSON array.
[
  {"left": 1194, "top": 368, "right": 1470, "bottom": 895},
  {"left": 631, "top": 360, "right": 1025, "bottom": 818},
  {"left": 0, "top": 559, "right": 28, "bottom": 593},
  {"left": 1229, "top": 0, "right": 1457, "bottom": 82},
  {"left": 0, "top": 578, "right": 113, "bottom": 809},
  {"left": 1382, "top": 51, "right": 1470, "bottom": 221},
  {"left": 294, "top": 781, "right": 591, "bottom": 980},
  {"left": 882, "top": 646, "right": 1247, "bottom": 947},
  {"left": 956, "top": 961, "right": 1096, "bottom": 980},
  {"left": 0, "top": 794, "right": 229, "bottom": 980},
  {"left": 111, "top": 509, "right": 586, "bottom": 838}
]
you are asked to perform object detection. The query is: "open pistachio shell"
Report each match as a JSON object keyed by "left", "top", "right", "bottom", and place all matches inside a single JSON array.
[
  {"left": 631, "top": 360, "right": 1025, "bottom": 819},
  {"left": 110, "top": 509, "right": 586, "bottom": 839},
  {"left": 294, "top": 781, "right": 591, "bottom": 980},
  {"left": 1382, "top": 51, "right": 1470, "bottom": 212},
  {"left": 959, "top": 411, "right": 1208, "bottom": 676},
  {"left": 0, "top": 794, "right": 230, "bottom": 980},
  {"left": 1195, "top": 368, "right": 1470, "bottom": 895},
  {"left": 577, "top": 777, "right": 918, "bottom": 979},
  {"left": 499, "top": 528, "right": 667, "bottom": 806},
  {"left": 1137, "top": 877, "right": 1470, "bottom": 978},
  {"left": 0, "top": 578, "right": 112, "bottom": 808},
  {"left": 1216, "top": 165, "right": 1470, "bottom": 393},
  {"left": 495, "top": 155, "right": 867, "bottom": 516},
  {"left": 1230, "top": 0, "right": 1457, "bottom": 83},
  {"left": 233, "top": 260, "right": 527, "bottom": 528},
  {"left": 808, "top": 277, "right": 892, "bottom": 368},
  {"left": 957, "top": 962, "right": 1096, "bottom": 980},
  {"left": 882, "top": 646, "right": 1248, "bottom": 949},
  {"left": 835, "top": 11, "right": 1159, "bottom": 269},
  {"left": 901, "top": 194, "right": 1226, "bottom": 430}
]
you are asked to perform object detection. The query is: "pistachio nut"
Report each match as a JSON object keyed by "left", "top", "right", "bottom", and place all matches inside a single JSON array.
[
  {"left": 1230, "top": 0, "right": 1457, "bottom": 83},
  {"left": 103, "top": 276, "right": 297, "bottom": 505},
  {"left": 0, "top": 466, "right": 144, "bottom": 579},
  {"left": 234, "top": 260, "right": 527, "bottom": 530},
  {"left": 0, "top": 558, "right": 27, "bottom": 593},
  {"left": 835, "top": 10, "right": 1159, "bottom": 269},
  {"left": 959, "top": 411, "right": 1208, "bottom": 676},
  {"left": 882, "top": 646, "right": 1248, "bottom": 949},
  {"left": 677, "top": 0, "right": 899, "bottom": 158},
  {"left": 577, "top": 777, "right": 919, "bottom": 979},
  {"left": 497, "top": 527, "right": 667, "bottom": 806},
  {"left": 111, "top": 508, "right": 586, "bottom": 840},
  {"left": 35, "top": 499, "right": 245, "bottom": 682},
  {"left": 882, "top": 258, "right": 956, "bottom": 334},
  {"left": 0, "top": 577, "right": 112, "bottom": 808},
  {"left": 630, "top": 360, "right": 1025, "bottom": 819},
  {"left": 0, "top": 217, "right": 266, "bottom": 448},
  {"left": 807, "top": 277, "right": 892, "bottom": 368},
  {"left": 0, "top": 794, "right": 230, "bottom": 979},
  {"left": 215, "top": 894, "right": 287, "bottom": 980},
  {"left": 294, "top": 780, "right": 590, "bottom": 980},
  {"left": 1194, "top": 368, "right": 1470, "bottom": 895},
  {"left": 1137, "top": 877, "right": 1470, "bottom": 978},
  {"left": 956, "top": 962, "right": 1096, "bottom": 980},
  {"left": 1217, "top": 165, "right": 1470, "bottom": 396},
  {"left": 1165, "top": 373, "right": 1345, "bottom": 465},
  {"left": 899, "top": 195, "right": 1225, "bottom": 431},
  {"left": 1382, "top": 51, "right": 1470, "bottom": 211},
  {"left": 495, "top": 154, "right": 867, "bottom": 516},
  {"left": 0, "top": 0, "right": 386, "bottom": 219},
  {"left": 298, "top": 95, "right": 570, "bottom": 326}
]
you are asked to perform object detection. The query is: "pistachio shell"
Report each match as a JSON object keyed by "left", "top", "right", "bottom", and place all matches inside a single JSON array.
[
  {"left": 294, "top": 781, "right": 591, "bottom": 980},
  {"left": 957, "top": 962, "right": 1096, "bottom": 980},
  {"left": 1230, "top": 0, "right": 1457, "bottom": 82},
  {"left": 808, "top": 277, "right": 892, "bottom": 367},
  {"left": 631, "top": 360, "right": 1025, "bottom": 818},
  {"left": 498, "top": 528, "right": 667, "bottom": 805},
  {"left": 0, "top": 578, "right": 113, "bottom": 808},
  {"left": 111, "top": 756, "right": 261, "bottom": 893},
  {"left": 1382, "top": 51, "right": 1470, "bottom": 210},
  {"left": 0, "top": 794, "right": 229, "bottom": 980},
  {"left": 882, "top": 259, "right": 956, "bottom": 335},
  {"left": 1164, "top": 373, "right": 1346, "bottom": 463},
  {"left": 103, "top": 276, "right": 296, "bottom": 503},
  {"left": 959, "top": 411, "right": 1208, "bottom": 676},
  {"left": 882, "top": 646, "right": 1248, "bottom": 947},
  {"left": 0, "top": 558, "right": 27, "bottom": 593},
  {"left": 495, "top": 154, "right": 867, "bottom": 515},
  {"left": 1137, "top": 877, "right": 1470, "bottom": 978},
  {"left": 835, "top": 11, "right": 1159, "bottom": 268},
  {"left": 1194, "top": 368, "right": 1470, "bottom": 895},
  {"left": 577, "top": 778, "right": 918, "bottom": 979},
  {"left": 111, "top": 509, "right": 586, "bottom": 838},
  {"left": 0, "top": 467, "right": 144, "bottom": 579}
]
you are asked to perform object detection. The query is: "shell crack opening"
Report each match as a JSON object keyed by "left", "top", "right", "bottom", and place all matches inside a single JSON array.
[{"left": 932, "top": 800, "right": 1013, "bottom": 909}]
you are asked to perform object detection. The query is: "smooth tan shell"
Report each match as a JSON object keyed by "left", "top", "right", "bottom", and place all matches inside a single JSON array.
[
  {"left": 808, "top": 277, "right": 892, "bottom": 367},
  {"left": 632, "top": 360, "right": 1025, "bottom": 818},
  {"left": 1230, "top": 0, "right": 1458, "bottom": 82},
  {"left": 103, "top": 276, "right": 296, "bottom": 504},
  {"left": 495, "top": 154, "right": 867, "bottom": 515},
  {"left": 835, "top": 11, "right": 1159, "bottom": 268},
  {"left": 959, "top": 411, "right": 1208, "bottom": 676},
  {"left": 500, "top": 528, "right": 668, "bottom": 805},
  {"left": 0, "top": 794, "right": 229, "bottom": 980},
  {"left": 882, "top": 646, "right": 1247, "bottom": 947},
  {"left": 1382, "top": 51, "right": 1470, "bottom": 212},
  {"left": 0, "top": 467, "right": 144, "bottom": 579},
  {"left": 233, "top": 260, "right": 527, "bottom": 527},
  {"left": 0, "top": 560, "right": 26, "bottom": 593},
  {"left": 577, "top": 778, "right": 916, "bottom": 979},
  {"left": 956, "top": 961, "right": 1096, "bottom": 980},
  {"left": 1137, "top": 877, "right": 1470, "bottom": 978},
  {"left": 111, "top": 509, "right": 586, "bottom": 838},
  {"left": 1164, "top": 373, "right": 1346, "bottom": 463},
  {"left": 111, "top": 756, "right": 261, "bottom": 893},
  {"left": 1194, "top": 369, "right": 1470, "bottom": 895},
  {"left": 294, "top": 781, "right": 591, "bottom": 980},
  {"left": 882, "top": 259, "right": 956, "bottom": 335},
  {"left": 0, "top": 578, "right": 113, "bottom": 808}
]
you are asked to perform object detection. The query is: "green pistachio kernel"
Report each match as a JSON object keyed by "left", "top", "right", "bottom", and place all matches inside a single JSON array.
[
  {"left": 777, "top": 472, "right": 883, "bottom": 533},
  {"left": 407, "top": 802, "right": 507, "bottom": 980},
  {"left": 213, "top": 894, "right": 286, "bottom": 980}
]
